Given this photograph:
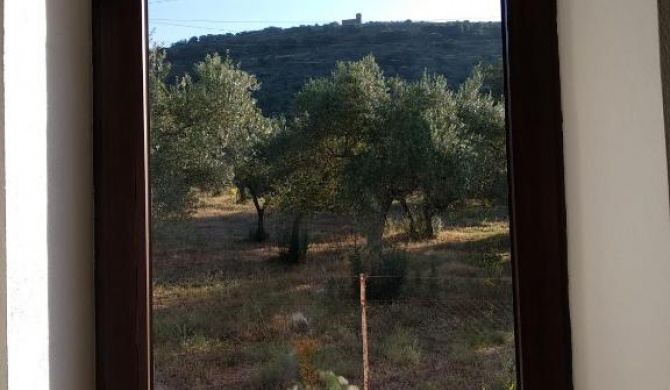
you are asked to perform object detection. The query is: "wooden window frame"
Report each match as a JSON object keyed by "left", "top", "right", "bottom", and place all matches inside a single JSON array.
[
  {"left": 659, "top": 0, "right": 670, "bottom": 198},
  {"left": 93, "top": 0, "right": 573, "bottom": 388}
]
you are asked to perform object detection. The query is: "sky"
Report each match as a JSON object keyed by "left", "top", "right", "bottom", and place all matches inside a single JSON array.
[{"left": 149, "top": 0, "right": 502, "bottom": 45}]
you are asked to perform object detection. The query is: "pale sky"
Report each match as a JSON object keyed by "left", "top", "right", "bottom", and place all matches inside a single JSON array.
[{"left": 149, "top": 0, "right": 502, "bottom": 45}]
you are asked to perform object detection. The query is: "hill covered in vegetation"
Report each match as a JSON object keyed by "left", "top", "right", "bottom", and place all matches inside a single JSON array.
[{"left": 164, "top": 20, "right": 503, "bottom": 115}]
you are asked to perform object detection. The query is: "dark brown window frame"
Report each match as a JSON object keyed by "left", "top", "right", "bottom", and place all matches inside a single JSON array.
[
  {"left": 93, "top": 0, "right": 573, "bottom": 388},
  {"left": 659, "top": 0, "right": 670, "bottom": 199}
]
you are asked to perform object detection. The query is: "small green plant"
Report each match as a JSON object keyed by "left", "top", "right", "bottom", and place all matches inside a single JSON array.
[
  {"left": 288, "top": 371, "right": 359, "bottom": 390},
  {"left": 464, "top": 328, "right": 510, "bottom": 350},
  {"left": 318, "top": 371, "right": 354, "bottom": 390},
  {"left": 381, "top": 327, "right": 422, "bottom": 367},
  {"left": 477, "top": 252, "right": 506, "bottom": 278},
  {"left": 252, "top": 348, "right": 299, "bottom": 389},
  {"left": 490, "top": 350, "right": 517, "bottom": 390}
]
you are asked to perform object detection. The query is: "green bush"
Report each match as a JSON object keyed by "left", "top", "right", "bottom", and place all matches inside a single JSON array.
[
  {"left": 350, "top": 249, "right": 409, "bottom": 300},
  {"left": 381, "top": 327, "right": 422, "bottom": 367},
  {"left": 288, "top": 371, "right": 359, "bottom": 390},
  {"left": 277, "top": 228, "right": 310, "bottom": 265},
  {"left": 252, "top": 349, "right": 299, "bottom": 389}
]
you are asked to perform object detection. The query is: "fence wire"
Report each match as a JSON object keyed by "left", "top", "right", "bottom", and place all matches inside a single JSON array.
[
  {"left": 153, "top": 274, "right": 516, "bottom": 390},
  {"left": 153, "top": 205, "right": 515, "bottom": 389}
]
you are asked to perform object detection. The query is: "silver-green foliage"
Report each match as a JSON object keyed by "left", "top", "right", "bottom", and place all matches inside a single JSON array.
[
  {"left": 149, "top": 49, "right": 269, "bottom": 220},
  {"left": 150, "top": 51, "right": 506, "bottom": 240},
  {"left": 454, "top": 65, "right": 507, "bottom": 203},
  {"left": 275, "top": 56, "right": 505, "bottom": 251},
  {"left": 283, "top": 56, "right": 443, "bottom": 254}
]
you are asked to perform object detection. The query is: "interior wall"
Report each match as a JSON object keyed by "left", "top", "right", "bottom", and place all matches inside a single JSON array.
[
  {"left": 2, "top": 0, "right": 94, "bottom": 389},
  {"left": 4, "top": 0, "right": 50, "bottom": 387},
  {"left": 0, "top": 0, "right": 6, "bottom": 387},
  {"left": 45, "top": 0, "right": 95, "bottom": 388},
  {"left": 558, "top": 0, "right": 670, "bottom": 388}
]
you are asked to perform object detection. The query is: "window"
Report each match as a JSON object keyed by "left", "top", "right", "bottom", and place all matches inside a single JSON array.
[{"left": 93, "top": 0, "right": 573, "bottom": 388}]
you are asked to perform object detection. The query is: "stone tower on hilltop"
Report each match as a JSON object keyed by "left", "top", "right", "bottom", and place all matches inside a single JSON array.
[{"left": 342, "top": 13, "right": 362, "bottom": 26}]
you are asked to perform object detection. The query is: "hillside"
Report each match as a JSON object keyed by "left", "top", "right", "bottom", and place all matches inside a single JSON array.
[{"left": 165, "top": 21, "right": 503, "bottom": 115}]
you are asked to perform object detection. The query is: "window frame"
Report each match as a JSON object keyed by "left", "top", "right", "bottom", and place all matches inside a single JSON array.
[
  {"left": 659, "top": 0, "right": 670, "bottom": 198},
  {"left": 92, "top": 0, "right": 573, "bottom": 388}
]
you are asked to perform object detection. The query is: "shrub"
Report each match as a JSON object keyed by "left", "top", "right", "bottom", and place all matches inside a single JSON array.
[
  {"left": 252, "top": 348, "right": 299, "bottom": 389},
  {"left": 350, "top": 249, "right": 409, "bottom": 300},
  {"left": 277, "top": 228, "right": 310, "bottom": 265},
  {"left": 381, "top": 327, "right": 422, "bottom": 367},
  {"left": 289, "top": 371, "right": 359, "bottom": 390}
]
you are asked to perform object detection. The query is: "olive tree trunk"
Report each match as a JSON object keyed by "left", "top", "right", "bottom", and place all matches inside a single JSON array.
[
  {"left": 251, "top": 193, "right": 268, "bottom": 242},
  {"left": 421, "top": 203, "right": 436, "bottom": 239},
  {"left": 363, "top": 199, "right": 393, "bottom": 260},
  {"left": 399, "top": 198, "right": 417, "bottom": 238},
  {"left": 288, "top": 214, "right": 304, "bottom": 263},
  {"left": 235, "top": 182, "right": 248, "bottom": 204}
]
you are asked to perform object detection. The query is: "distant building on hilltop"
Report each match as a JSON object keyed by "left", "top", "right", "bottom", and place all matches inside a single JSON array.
[{"left": 342, "top": 13, "right": 362, "bottom": 26}]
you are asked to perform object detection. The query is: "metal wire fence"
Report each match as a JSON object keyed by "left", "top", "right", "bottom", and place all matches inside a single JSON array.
[
  {"left": 152, "top": 273, "right": 516, "bottom": 390},
  {"left": 152, "top": 204, "right": 515, "bottom": 389}
]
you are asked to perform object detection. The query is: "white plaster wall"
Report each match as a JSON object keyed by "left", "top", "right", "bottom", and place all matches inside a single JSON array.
[
  {"left": 2, "top": 0, "right": 94, "bottom": 389},
  {"left": 558, "top": 0, "right": 670, "bottom": 388},
  {"left": 4, "top": 0, "right": 50, "bottom": 387},
  {"left": 0, "top": 0, "right": 6, "bottom": 387}
]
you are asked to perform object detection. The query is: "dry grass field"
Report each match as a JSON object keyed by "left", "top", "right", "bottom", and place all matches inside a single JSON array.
[{"left": 152, "top": 194, "right": 516, "bottom": 390}]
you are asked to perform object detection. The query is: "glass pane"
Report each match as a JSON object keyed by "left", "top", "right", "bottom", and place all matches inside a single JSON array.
[{"left": 149, "top": 2, "right": 515, "bottom": 389}]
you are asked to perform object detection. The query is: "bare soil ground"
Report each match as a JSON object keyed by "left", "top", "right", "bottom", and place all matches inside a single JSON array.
[{"left": 153, "top": 194, "right": 516, "bottom": 390}]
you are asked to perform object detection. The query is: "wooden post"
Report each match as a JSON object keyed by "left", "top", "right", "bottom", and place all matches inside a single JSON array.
[{"left": 360, "top": 273, "right": 370, "bottom": 390}]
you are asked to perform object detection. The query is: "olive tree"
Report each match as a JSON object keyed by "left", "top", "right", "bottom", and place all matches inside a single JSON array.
[
  {"left": 284, "top": 56, "right": 397, "bottom": 258},
  {"left": 149, "top": 48, "right": 201, "bottom": 220},
  {"left": 149, "top": 51, "right": 272, "bottom": 221},
  {"left": 414, "top": 67, "right": 507, "bottom": 238},
  {"left": 283, "top": 56, "right": 444, "bottom": 257},
  {"left": 233, "top": 116, "right": 284, "bottom": 242},
  {"left": 399, "top": 72, "right": 469, "bottom": 239},
  {"left": 454, "top": 66, "right": 507, "bottom": 204}
]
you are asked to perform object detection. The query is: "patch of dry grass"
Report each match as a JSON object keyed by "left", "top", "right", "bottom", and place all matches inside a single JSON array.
[{"left": 153, "top": 195, "right": 516, "bottom": 389}]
